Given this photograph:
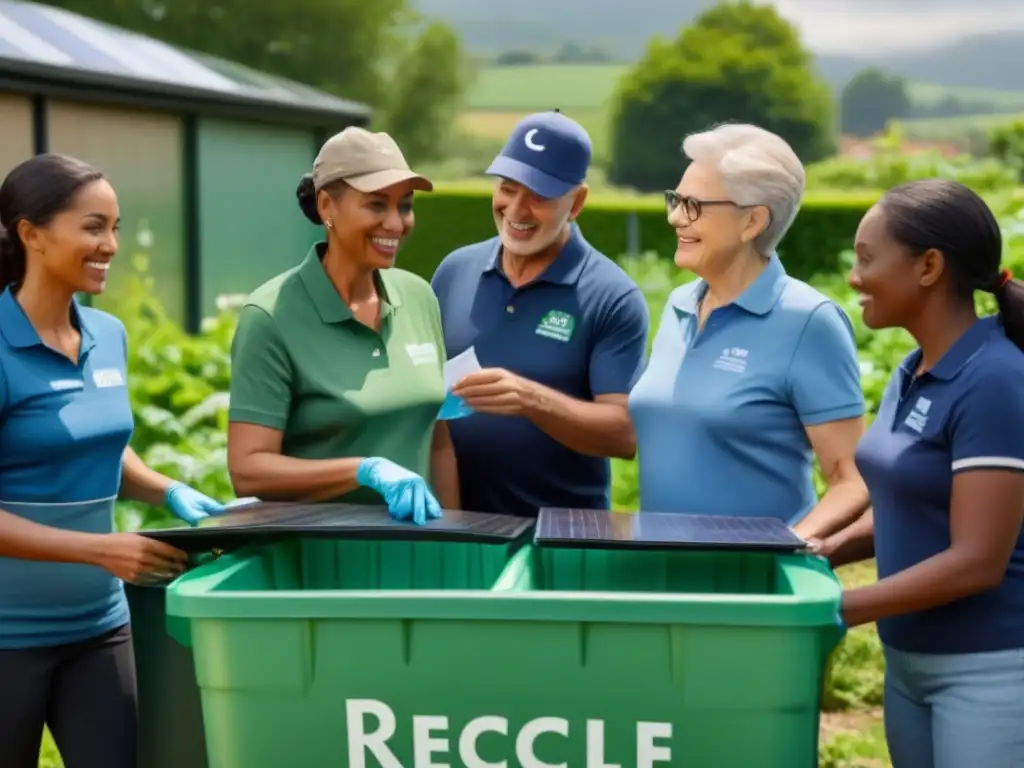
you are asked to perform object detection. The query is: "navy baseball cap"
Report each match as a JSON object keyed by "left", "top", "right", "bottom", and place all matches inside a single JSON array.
[{"left": 486, "top": 110, "right": 592, "bottom": 199}]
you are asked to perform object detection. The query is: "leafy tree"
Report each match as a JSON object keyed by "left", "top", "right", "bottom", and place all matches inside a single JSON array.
[
  {"left": 607, "top": 1, "right": 836, "bottom": 192},
  {"left": 380, "top": 22, "right": 470, "bottom": 164},
  {"left": 840, "top": 69, "right": 910, "bottom": 137}
]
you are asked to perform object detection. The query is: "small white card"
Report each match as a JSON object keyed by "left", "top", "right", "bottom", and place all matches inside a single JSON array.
[
  {"left": 225, "top": 497, "right": 261, "bottom": 509},
  {"left": 443, "top": 346, "right": 482, "bottom": 390}
]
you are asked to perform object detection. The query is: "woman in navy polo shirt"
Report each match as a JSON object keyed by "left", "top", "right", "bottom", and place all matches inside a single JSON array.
[
  {"left": 0, "top": 153, "right": 227, "bottom": 768},
  {"left": 628, "top": 123, "right": 868, "bottom": 534},
  {"left": 820, "top": 179, "right": 1024, "bottom": 768}
]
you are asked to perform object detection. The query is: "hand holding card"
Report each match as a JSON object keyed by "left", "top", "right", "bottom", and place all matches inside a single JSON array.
[{"left": 438, "top": 347, "right": 481, "bottom": 421}]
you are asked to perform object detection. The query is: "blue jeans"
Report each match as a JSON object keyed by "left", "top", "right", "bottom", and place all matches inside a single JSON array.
[{"left": 883, "top": 644, "right": 1024, "bottom": 768}]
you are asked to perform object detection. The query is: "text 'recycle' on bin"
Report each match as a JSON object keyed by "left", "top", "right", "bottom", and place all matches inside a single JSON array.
[{"left": 346, "top": 699, "right": 673, "bottom": 767}]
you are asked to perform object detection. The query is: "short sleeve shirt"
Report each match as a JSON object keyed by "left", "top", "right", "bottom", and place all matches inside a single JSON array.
[
  {"left": 627, "top": 255, "right": 865, "bottom": 524},
  {"left": 228, "top": 244, "right": 447, "bottom": 504},
  {"left": 0, "top": 287, "right": 134, "bottom": 648},
  {"left": 855, "top": 316, "right": 1024, "bottom": 654},
  {"left": 431, "top": 225, "right": 649, "bottom": 518},
  {"left": 0, "top": 288, "right": 134, "bottom": 502}
]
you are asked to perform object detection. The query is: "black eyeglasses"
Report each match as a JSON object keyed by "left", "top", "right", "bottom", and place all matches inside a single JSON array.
[{"left": 664, "top": 190, "right": 741, "bottom": 222}]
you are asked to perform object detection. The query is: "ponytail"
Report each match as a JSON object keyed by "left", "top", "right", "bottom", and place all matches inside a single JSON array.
[
  {"left": 992, "top": 268, "right": 1024, "bottom": 352},
  {"left": 295, "top": 172, "right": 348, "bottom": 227},
  {"left": 874, "top": 179, "right": 1024, "bottom": 352},
  {"left": 0, "top": 226, "right": 25, "bottom": 291},
  {"left": 295, "top": 173, "right": 322, "bottom": 225}
]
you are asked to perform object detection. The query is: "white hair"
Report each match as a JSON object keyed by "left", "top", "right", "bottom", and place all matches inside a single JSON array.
[{"left": 681, "top": 123, "right": 806, "bottom": 256}]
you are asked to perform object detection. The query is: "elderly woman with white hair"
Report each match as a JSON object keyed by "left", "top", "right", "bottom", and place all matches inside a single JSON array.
[{"left": 627, "top": 123, "right": 869, "bottom": 538}]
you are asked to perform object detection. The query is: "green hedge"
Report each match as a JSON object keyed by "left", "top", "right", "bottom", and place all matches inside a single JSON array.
[{"left": 398, "top": 189, "right": 880, "bottom": 281}]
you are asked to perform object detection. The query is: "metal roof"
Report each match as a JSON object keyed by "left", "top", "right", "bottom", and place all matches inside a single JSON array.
[{"left": 0, "top": 0, "right": 371, "bottom": 125}]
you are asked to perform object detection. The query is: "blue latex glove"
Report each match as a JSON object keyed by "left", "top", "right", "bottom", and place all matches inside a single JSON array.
[
  {"left": 437, "top": 392, "right": 474, "bottom": 421},
  {"left": 165, "top": 482, "right": 227, "bottom": 526},
  {"left": 356, "top": 457, "right": 443, "bottom": 526}
]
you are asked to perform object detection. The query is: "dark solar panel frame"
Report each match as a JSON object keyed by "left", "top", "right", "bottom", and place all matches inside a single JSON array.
[
  {"left": 141, "top": 502, "right": 534, "bottom": 554},
  {"left": 533, "top": 508, "right": 807, "bottom": 553}
]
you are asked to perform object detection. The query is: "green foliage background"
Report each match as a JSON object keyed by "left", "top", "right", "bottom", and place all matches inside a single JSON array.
[
  {"left": 102, "top": 255, "right": 238, "bottom": 533},
  {"left": 607, "top": 1, "right": 836, "bottom": 191},
  {"left": 402, "top": 137, "right": 1024, "bottom": 291},
  {"left": 398, "top": 190, "right": 877, "bottom": 283}
]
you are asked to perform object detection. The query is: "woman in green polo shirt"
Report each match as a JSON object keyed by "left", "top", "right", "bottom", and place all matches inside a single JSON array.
[{"left": 226, "top": 127, "right": 458, "bottom": 525}]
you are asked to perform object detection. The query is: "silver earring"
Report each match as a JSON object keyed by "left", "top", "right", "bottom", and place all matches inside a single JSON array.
[{"left": 326, "top": 218, "right": 334, "bottom": 229}]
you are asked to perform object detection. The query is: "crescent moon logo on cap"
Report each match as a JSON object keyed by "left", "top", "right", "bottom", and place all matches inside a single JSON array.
[{"left": 525, "top": 129, "right": 546, "bottom": 152}]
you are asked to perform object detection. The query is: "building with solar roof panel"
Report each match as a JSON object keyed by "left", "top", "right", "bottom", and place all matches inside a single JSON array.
[{"left": 0, "top": 0, "right": 370, "bottom": 330}]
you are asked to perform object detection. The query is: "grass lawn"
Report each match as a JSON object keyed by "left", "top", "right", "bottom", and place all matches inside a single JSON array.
[
  {"left": 460, "top": 108, "right": 612, "bottom": 165},
  {"left": 466, "top": 63, "right": 627, "bottom": 111},
  {"left": 467, "top": 68, "right": 1024, "bottom": 116},
  {"left": 817, "top": 560, "right": 891, "bottom": 767},
  {"left": 906, "top": 80, "right": 1024, "bottom": 111},
  {"left": 898, "top": 111, "right": 1024, "bottom": 142},
  {"left": 819, "top": 711, "right": 890, "bottom": 767},
  {"left": 461, "top": 63, "right": 623, "bottom": 167},
  {"left": 460, "top": 64, "right": 1024, "bottom": 162}
]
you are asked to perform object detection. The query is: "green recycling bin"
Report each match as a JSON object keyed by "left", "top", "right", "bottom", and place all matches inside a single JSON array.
[
  {"left": 145, "top": 502, "right": 532, "bottom": 768},
  {"left": 163, "top": 508, "right": 844, "bottom": 768}
]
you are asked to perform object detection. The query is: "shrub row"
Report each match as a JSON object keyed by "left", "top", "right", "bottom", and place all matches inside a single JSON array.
[{"left": 399, "top": 189, "right": 880, "bottom": 282}]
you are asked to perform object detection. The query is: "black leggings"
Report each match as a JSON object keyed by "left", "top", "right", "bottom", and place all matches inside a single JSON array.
[{"left": 0, "top": 623, "right": 137, "bottom": 768}]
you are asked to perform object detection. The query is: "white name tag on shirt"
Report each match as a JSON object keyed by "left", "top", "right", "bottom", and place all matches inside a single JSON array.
[
  {"left": 93, "top": 368, "right": 125, "bottom": 388},
  {"left": 49, "top": 379, "right": 82, "bottom": 391},
  {"left": 406, "top": 342, "right": 439, "bottom": 366}
]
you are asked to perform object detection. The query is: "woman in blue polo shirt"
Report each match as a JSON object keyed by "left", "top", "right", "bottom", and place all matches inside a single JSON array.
[
  {"left": 628, "top": 123, "right": 868, "bottom": 534},
  {"left": 0, "top": 153, "right": 227, "bottom": 768},
  {"left": 818, "top": 179, "right": 1024, "bottom": 768}
]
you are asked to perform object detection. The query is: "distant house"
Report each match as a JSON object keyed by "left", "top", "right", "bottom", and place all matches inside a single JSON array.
[{"left": 0, "top": 0, "right": 370, "bottom": 331}]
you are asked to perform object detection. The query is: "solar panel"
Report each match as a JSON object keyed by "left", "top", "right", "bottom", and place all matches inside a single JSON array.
[
  {"left": 533, "top": 508, "right": 807, "bottom": 553},
  {"left": 141, "top": 502, "right": 535, "bottom": 554},
  {"left": 0, "top": 0, "right": 370, "bottom": 117}
]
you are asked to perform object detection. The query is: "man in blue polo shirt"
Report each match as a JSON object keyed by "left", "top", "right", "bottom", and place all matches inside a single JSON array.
[{"left": 432, "top": 111, "right": 649, "bottom": 518}]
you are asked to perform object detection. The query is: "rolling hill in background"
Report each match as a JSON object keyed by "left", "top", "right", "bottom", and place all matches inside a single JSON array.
[
  {"left": 814, "top": 33, "right": 1024, "bottom": 93},
  {"left": 414, "top": 0, "right": 1024, "bottom": 93},
  {"left": 412, "top": 0, "right": 719, "bottom": 62}
]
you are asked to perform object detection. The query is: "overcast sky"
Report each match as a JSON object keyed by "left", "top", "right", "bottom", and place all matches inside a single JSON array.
[{"left": 769, "top": 0, "right": 1024, "bottom": 53}]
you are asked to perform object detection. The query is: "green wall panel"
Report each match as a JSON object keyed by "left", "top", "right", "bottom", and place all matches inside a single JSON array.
[
  {"left": 0, "top": 94, "right": 34, "bottom": 181},
  {"left": 47, "top": 101, "right": 186, "bottom": 325},
  {"left": 196, "top": 119, "right": 317, "bottom": 319}
]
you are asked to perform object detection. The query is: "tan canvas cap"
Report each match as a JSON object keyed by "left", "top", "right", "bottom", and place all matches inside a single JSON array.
[{"left": 312, "top": 126, "right": 433, "bottom": 193}]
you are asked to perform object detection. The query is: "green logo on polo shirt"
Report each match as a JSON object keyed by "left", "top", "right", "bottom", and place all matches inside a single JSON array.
[{"left": 535, "top": 310, "right": 575, "bottom": 342}]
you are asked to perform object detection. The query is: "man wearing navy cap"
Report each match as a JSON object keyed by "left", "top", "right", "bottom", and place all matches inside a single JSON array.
[{"left": 431, "top": 111, "right": 649, "bottom": 518}]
